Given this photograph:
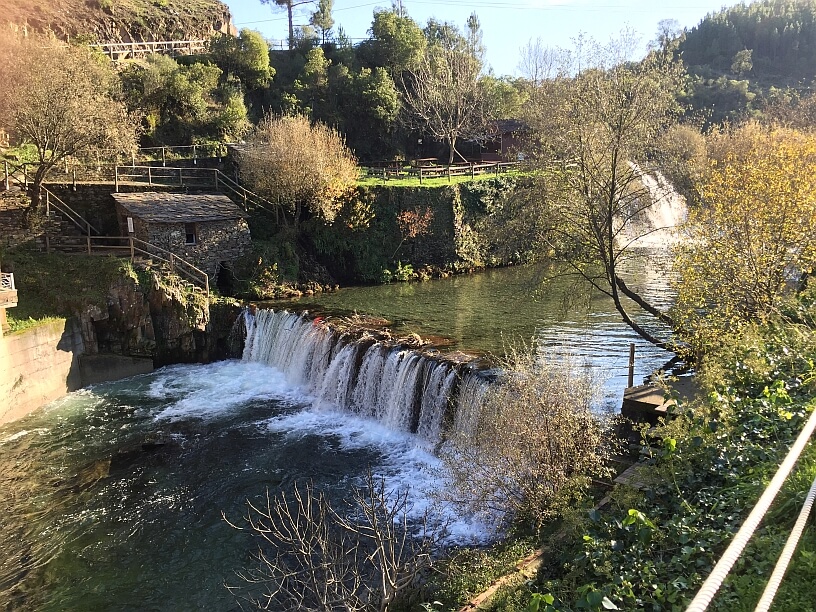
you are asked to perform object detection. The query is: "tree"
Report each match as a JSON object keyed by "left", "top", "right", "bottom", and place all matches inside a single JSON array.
[
  {"left": 119, "top": 54, "right": 248, "bottom": 145},
  {"left": 208, "top": 29, "right": 273, "bottom": 90},
  {"left": 401, "top": 19, "right": 492, "bottom": 164},
  {"left": 310, "top": 0, "right": 334, "bottom": 45},
  {"left": 238, "top": 114, "right": 358, "bottom": 224},
  {"left": 519, "top": 36, "right": 685, "bottom": 349},
  {"left": 226, "top": 473, "right": 437, "bottom": 611},
  {"left": 0, "top": 30, "right": 138, "bottom": 210},
  {"left": 731, "top": 48, "right": 753, "bottom": 76},
  {"left": 441, "top": 346, "right": 614, "bottom": 530},
  {"left": 673, "top": 122, "right": 816, "bottom": 353},
  {"left": 261, "top": 0, "right": 314, "bottom": 50},
  {"left": 358, "top": 9, "right": 426, "bottom": 76}
]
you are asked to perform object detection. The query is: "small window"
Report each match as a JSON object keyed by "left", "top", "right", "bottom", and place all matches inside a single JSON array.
[{"left": 185, "top": 223, "right": 197, "bottom": 245}]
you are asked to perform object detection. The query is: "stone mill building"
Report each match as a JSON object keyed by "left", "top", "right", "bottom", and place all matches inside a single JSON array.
[{"left": 112, "top": 192, "right": 251, "bottom": 279}]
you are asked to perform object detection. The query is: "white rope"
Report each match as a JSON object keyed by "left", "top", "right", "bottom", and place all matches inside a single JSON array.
[
  {"left": 754, "top": 473, "right": 816, "bottom": 612},
  {"left": 685, "top": 404, "right": 816, "bottom": 612}
]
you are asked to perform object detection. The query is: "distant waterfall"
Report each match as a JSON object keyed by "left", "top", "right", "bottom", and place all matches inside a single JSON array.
[
  {"left": 619, "top": 165, "right": 687, "bottom": 249},
  {"left": 242, "top": 309, "right": 486, "bottom": 445}
]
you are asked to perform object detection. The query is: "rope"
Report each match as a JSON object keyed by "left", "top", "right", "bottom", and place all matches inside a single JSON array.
[
  {"left": 754, "top": 473, "right": 816, "bottom": 612},
  {"left": 685, "top": 404, "right": 816, "bottom": 612}
]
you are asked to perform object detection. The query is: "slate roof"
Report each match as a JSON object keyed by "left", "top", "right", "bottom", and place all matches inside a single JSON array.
[{"left": 112, "top": 192, "right": 246, "bottom": 223}]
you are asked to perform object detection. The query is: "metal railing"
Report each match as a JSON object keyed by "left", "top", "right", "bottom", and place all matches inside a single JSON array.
[{"left": 0, "top": 272, "right": 14, "bottom": 291}]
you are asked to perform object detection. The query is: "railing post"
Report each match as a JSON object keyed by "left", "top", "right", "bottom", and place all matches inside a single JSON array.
[
  {"left": 628, "top": 343, "right": 635, "bottom": 388},
  {"left": 205, "top": 275, "right": 209, "bottom": 298},
  {"left": 419, "top": 167, "right": 423, "bottom": 185},
  {"left": 179, "top": 168, "right": 183, "bottom": 187},
  {"left": 148, "top": 166, "right": 153, "bottom": 186},
  {"left": 129, "top": 235, "right": 134, "bottom": 261},
  {"left": 72, "top": 170, "right": 77, "bottom": 191},
  {"left": 87, "top": 225, "right": 91, "bottom": 254},
  {"left": 45, "top": 190, "right": 50, "bottom": 216},
  {"left": 470, "top": 163, "right": 475, "bottom": 179},
  {"left": 213, "top": 169, "right": 219, "bottom": 190},
  {"left": 170, "top": 253, "right": 175, "bottom": 272},
  {"left": 23, "top": 164, "right": 27, "bottom": 190},
  {"left": 161, "top": 146, "right": 166, "bottom": 167},
  {"left": 193, "top": 144, "right": 197, "bottom": 165},
  {"left": 447, "top": 165, "right": 451, "bottom": 182},
  {"left": 3, "top": 161, "right": 8, "bottom": 191},
  {"left": 131, "top": 151, "right": 136, "bottom": 167},
  {"left": 114, "top": 165, "right": 119, "bottom": 192}
]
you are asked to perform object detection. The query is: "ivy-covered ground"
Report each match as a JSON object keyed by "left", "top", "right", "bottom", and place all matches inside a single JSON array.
[{"left": 456, "top": 289, "right": 816, "bottom": 611}]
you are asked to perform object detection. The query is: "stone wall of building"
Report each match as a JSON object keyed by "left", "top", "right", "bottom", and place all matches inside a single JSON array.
[{"left": 142, "top": 218, "right": 251, "bottom": 278}]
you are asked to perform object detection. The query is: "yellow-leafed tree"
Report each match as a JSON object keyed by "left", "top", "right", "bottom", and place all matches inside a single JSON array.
[{"left": 673, "top": 122, "right": 816, "bottom": 352}]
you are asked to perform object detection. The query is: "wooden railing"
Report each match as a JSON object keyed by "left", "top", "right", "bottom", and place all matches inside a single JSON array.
[
  {"left": 90, "top": 39, "right": 208, "bottom": 61},
  {"left": 361, "top": 161, "right": 520, "bottom": 183},
  {"left": 52, "top": 235, "right": 209, "bottom": 297},
  {"left": 0, "top": 272, "right": 14, "bottom": 292},
  {"left": 114, "top": 165, "right": 277, "bottom": 213}
]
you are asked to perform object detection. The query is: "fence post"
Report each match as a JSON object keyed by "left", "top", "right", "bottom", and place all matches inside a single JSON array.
[
  {"left": 129, "top": 235, "right": 134, "bottom": 261},
  {"left": 148, "top": 166, "right": 153, "bottom": 186},
  {"left": 170, "top": 253, "right": 175, "bottom": 273},
  {"left": 87, "top": 225, "right": 92, "bottom": 255},
  {"left": 114, "top": 165, "right": 119, "bottom": 192},
  {"left": 179, "top": 168, "right": 183, "bottom": 187},
  {"left": 628, "top": 343, "right": 636, "bottom": 388},
  {"left": 419, "top": 167, "right": 423, "bottom": 185},
  {"left": 23, "top": 164, "right": 27, "bottom": 190},
  {"left": 161, "top": 147, "right": 166, "bottom": 167},
  {"left": 470, "top": 163, "right": 474, "bottom": 179},
  {"left": 72, "top": 170, "right": 77, "bottom": 191},
  {"left": 3, "top": 161, "right": 8, "bottom": 191},
  {"left": 214, "top": 169, "right": 219, "bottom": 190},
  {"left": 131, "top": 151, "right": 136, "bottom": 167},
  {"left": 205, "top": 275, "right": 209, "bottom": 298},
  {"left": 193, "top": 145, "right": 197, "bottom": 165},
  {"left": 447, "top": 165, "right": 451, "bottom": 182},
  {"left": 45, "top": 190, "right": 50, "bottom": 216}
]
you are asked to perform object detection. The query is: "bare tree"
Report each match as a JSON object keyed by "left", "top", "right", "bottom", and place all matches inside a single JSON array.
[
  {"left": 440, "top": 346, "right": 615, "bottom": 531},
  {"left": 519, "top": 34, "right": 685, "bottom": 349},
  {"left": 401, "top": 21, "right": 493, "bottom": 165},
  {"left": 226, "top": 473, "right": 438, "bottom": 611},
  {"left": 0, "top": 28, "right": 139, "bottom": 211}
]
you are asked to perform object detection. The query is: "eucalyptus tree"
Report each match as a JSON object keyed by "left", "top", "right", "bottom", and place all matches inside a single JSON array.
[{"left": 520, "top": 34, "right": 686, "bottom": 349}]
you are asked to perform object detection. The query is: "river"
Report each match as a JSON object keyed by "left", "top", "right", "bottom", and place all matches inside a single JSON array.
[{"left": 0, "top": 261, "right": 675, "bottom": 610}]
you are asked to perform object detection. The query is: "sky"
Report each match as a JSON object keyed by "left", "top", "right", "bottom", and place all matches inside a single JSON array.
[{"left": 224, "top": 0, "right": 742, "bottom": 76}]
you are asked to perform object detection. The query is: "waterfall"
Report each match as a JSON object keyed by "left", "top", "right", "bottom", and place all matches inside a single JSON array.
[
  {"left": 242, "top": 309, "right": 487, "bottom": 445},
  {"left": 619, "top": 165, "right": 687, "bottom": 249}
]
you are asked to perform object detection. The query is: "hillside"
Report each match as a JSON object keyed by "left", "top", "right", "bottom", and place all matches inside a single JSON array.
[
  {"left": 677, "top": 0, "right": 816, "bottom": 124},
  {"left": 0, "top": 0, "right": 235, "bottom": 43}
]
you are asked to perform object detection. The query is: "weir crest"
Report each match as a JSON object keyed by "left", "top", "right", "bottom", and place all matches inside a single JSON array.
[{"left": 242, "top": 308, "right": 487, "bottom": 446}]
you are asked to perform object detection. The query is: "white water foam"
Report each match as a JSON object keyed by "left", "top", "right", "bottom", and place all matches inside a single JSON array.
[
  {"left": 619, "top": 165, "right": 687, "bottom": 249},
  {"left": 149, "top": 361, "right": 310, "bottom": 421}
]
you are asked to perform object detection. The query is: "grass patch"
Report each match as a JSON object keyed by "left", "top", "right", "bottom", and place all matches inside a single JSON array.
[
  {"left": 6, "top": 315, "right": 66, "bottom": 334},
  {"left": 2, "top": 249, "right": 136, "bottom": 323}
]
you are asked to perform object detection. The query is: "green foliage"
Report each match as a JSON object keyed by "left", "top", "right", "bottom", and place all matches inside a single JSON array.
[
  {"left": 208, "top": 29, "right": 274, "bottom": 90},
  {"left": 358, "top": 8, "right": 426, "bottom": 75},
  {"left": 120, "top": 53, "right": 249, "bottom": 145},
  {"left": 529, "top": 293, "right": 816, "bottom": 610}
]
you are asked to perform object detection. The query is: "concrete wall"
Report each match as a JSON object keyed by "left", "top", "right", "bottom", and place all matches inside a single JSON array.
[
  {"left": 0, "top": 319, "right": 155, "bottom": 426},
  {"left": 0, "top": 319, "right": 84, "bottom": 425}
]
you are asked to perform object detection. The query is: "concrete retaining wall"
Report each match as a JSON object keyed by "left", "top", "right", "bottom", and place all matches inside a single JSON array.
[
  {"left": 0, "top": 319, "right": 84, "bottom": 425},
  {"left": 0, "top": 320, "right": 155, "bottom": 426}
]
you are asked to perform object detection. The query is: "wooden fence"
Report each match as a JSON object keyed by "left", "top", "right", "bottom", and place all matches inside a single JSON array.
[{"left": 361, "top": 161, "right": 520, "bottom": 183}]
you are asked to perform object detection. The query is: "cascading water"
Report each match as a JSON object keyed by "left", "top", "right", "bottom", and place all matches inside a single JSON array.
[
  {"left": 242, "top": 308, "right": 486, "bottom": 446},
  {"left": 618, "top": 165, "right": 688, "bottom": 249}
]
